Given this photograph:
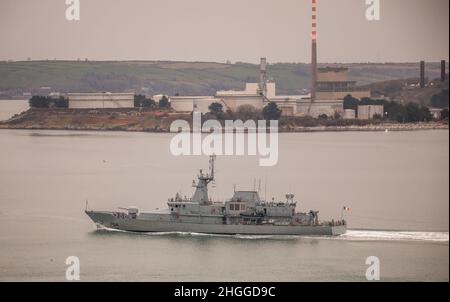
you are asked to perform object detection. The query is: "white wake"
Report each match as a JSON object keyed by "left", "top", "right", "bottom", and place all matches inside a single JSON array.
[
  {"left": 93, "top": 226, "right": 449, "bottom": 243},
  {"left": 339, "top": 230, "right": 449, "bottom": 242}
]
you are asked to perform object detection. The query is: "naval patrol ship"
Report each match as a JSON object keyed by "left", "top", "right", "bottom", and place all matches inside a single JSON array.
[{"left": 85, "top": 156, "right": 347, "bottom": 236}]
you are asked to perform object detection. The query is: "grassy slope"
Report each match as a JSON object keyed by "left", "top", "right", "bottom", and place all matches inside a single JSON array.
[{"left": 0, "top": 60, "right": 445, "bottom": 97}]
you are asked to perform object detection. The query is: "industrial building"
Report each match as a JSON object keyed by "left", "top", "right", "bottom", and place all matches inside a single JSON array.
[
  {"left": 170, "top": 0, "right": 370, "bottom": 118},
  {"left": 170, "top": 58, "right": 276, "bottom": 113},
  {"left": 343, "top": 109, "right": 356, "bottom": 120},
  {"left": 170, "top": 59, "right": 370, "bottom": 118},
  {"left": 170, "top": 74, "right": 313, "bottom": 116},
  {"left": 357, "top": 105, "right": 384, "bottom": 120},
  {"left": 68, "top": 92, "right": 134, "bottom": 109},
  {"left": 316, "top": 67, "right": 370, "bottom": 100},
  {"left": 170, "top": 81, "right": 274, "bottom": 113}
]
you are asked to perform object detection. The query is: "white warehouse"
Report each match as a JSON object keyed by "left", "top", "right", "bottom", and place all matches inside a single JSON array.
[
  {"left": 68, "top": 92, "right": 134, "bottom": 109},
  {"left": 357, "top": 105, "right": 384, "bottom": 120}
]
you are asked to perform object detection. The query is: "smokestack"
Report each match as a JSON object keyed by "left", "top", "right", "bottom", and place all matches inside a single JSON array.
[
  {"left": 420, "top": 61, "right": 425, "bottom": 88},
  {"left": 441, "top": 60, "right": 446, "bottom": 82},
  {"left": 311, "top": 0, "right": 318, "bottom": 100},
  {"left": 259, "top": 57, "right": 267, "bottom": 96}
]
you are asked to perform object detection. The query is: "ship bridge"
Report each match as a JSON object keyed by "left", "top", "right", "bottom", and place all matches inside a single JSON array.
[{"left": 231, "top": 191, "right": 261, "bottom": 203}]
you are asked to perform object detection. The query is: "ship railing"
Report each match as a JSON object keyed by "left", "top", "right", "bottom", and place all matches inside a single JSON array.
[{"left": 322, "top": 219, "right": 346, "bottom": 226}]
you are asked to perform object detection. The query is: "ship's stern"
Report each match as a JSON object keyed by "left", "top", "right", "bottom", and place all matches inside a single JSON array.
[{"left": 331, "top": 224, "right": 347, "bottom": 236}]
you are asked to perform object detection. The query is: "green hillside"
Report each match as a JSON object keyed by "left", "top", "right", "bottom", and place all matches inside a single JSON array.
[{"left": 0, "top": 60, "right": 445, "bottom": 98}]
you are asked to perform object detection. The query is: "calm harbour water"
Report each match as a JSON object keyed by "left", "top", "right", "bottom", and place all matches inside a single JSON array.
[{"left": 0, "top": 101, "right": 448, "bottom": 281}]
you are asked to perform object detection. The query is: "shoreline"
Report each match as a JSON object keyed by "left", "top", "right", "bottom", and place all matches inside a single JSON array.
[
  {"left": 0, "top": 108, "right": 447, "bottom": 133},
  {"left": 1, "top": 122, "right": 447, "bottom": 134}
]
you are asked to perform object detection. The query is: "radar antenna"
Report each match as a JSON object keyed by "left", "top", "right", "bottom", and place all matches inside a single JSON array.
[
  {"left": 192, "top": 155, "right": 216, "bottom": 205},
  {"left": 209, "top": 154, "right": 216, "bottom": 181}
]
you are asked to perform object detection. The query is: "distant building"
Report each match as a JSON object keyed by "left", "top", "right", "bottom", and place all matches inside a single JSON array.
[
  {"left": 296, "top": 99, "right": 344, "bottom": 118},
  {"left": 68, "top": 92, "right": 134, "bottom": 109},
  {"left": 170, "top": 79, "right": 316, "bottom": 116},
  {"left": 430, "top": 108, "right": 445, "bottom": 120},
  {"left": 49, "top": 92, "right": 61, "bottom": 98},
  {"left": 343, "top": 109, "right": 356, "bottom": 119},
  {"left": 358, "top": 105, "right": 384, "bottom": 120},
  {"left": 170, "top": 59, "right": 305, "bottom": 115},
  {"left": 152, "top": 94, "right": 168, "bottom": 103},
  {"left": 316, "top": 67, "right": 371, "bottom": 100},
  {"left": 170, "top": 58, "right": 371, "bottom": 118},
  {"left": 170, "top": 96, "right": 219, "bottom": 113},
  {"left": 171, "top": 82, "right": 280, "bottom": 113},
  {"left": 299, "top": 67, "right": 372, "bottom": 118}
]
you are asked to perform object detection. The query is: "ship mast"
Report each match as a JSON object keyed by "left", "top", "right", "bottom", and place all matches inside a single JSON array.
[
  {"left": 192, "top": 155, "right": 216, "bottom": 205},
  {"left": 209, "top": 154, "right": 215, "bottom": 181}
]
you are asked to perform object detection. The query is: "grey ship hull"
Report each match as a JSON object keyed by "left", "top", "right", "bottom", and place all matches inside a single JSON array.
[{"left": 86, "top": 210, "right": 346, "bottom": 236}]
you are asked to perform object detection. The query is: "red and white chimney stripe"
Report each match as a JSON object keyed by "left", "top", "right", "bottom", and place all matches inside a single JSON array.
[{"left": 312, "top": 0, "right": 317, "bottom": 42}]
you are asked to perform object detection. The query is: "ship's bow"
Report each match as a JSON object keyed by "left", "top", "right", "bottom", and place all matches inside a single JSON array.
[{"left": 85, "top": 210, "right": 116, "bottom": 227}]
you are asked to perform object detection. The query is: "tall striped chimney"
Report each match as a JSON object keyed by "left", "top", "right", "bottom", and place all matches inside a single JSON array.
[{"left": 311, "top": 0, "right": 318, "bottom": 100}]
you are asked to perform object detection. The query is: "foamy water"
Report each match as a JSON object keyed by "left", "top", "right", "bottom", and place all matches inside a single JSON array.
[
  {"left": 340, "top": 230, "right": 449, "bottom": 242},
  {"left": 94, "top": 225, "right": 449, "bottom": 243}
]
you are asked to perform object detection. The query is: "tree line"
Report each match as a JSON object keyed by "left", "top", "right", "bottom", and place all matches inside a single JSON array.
[
  {"left": 134, "top": 95, "right": 170, "bottom": 109},
  {"left": 207, "top": 101, "right": 282, "bottom": 121},
  {"left": 29, "top": 95, "right": 68, "bottom": 108}
]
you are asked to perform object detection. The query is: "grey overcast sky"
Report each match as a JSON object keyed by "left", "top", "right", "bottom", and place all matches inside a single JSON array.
[{"left": 0, "top": 0, "right": 448, "bottom": 63}]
